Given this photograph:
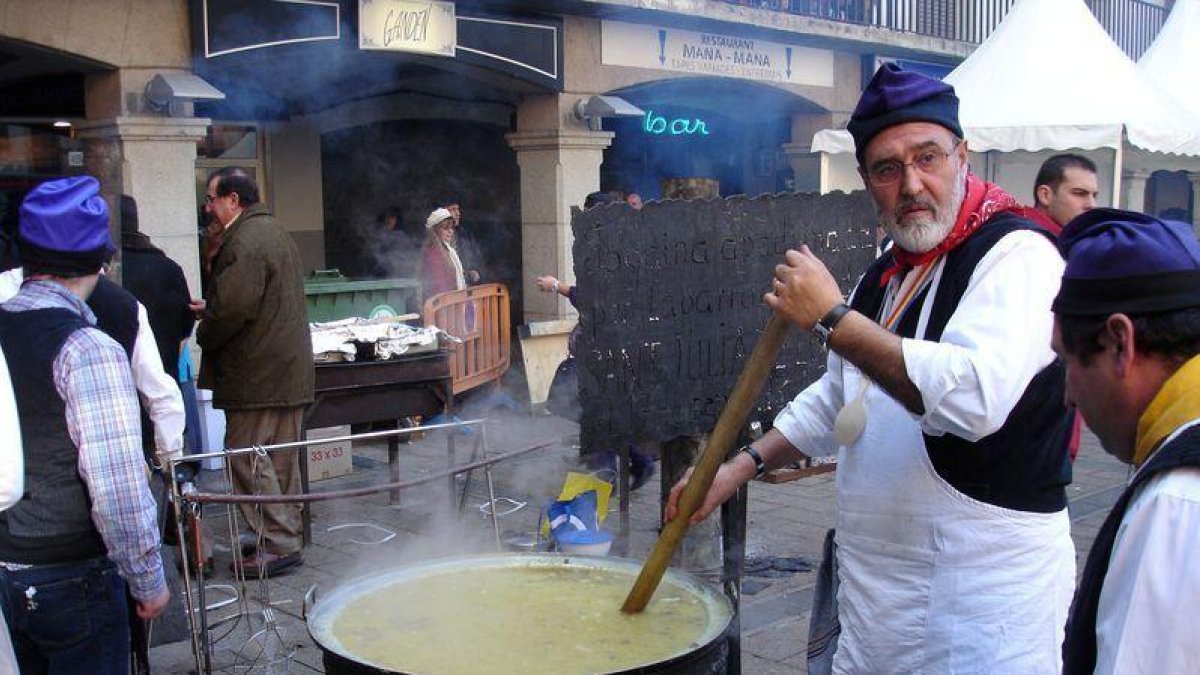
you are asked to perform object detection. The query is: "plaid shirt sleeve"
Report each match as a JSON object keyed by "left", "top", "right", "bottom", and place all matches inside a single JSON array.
[{"left": 55, "top": 327, "right": 166, "bottom": 601}]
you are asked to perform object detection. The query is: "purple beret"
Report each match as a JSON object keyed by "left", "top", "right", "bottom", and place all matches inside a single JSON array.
[
  {"left": 1053, "top": 208, "right": 1200, "bottom": 316},
  {"left": 847, "top": 63, "right": 963, "bottom": 165},
  {"left": 18, "top": 176, "right": 114, "bottom": 277}
]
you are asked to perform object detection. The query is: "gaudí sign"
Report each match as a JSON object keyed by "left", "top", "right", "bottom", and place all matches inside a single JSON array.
[{"left": 359, "top": 0, "right": 457, "bottom": 56}]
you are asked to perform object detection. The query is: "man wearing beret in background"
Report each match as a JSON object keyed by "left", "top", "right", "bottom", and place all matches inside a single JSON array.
[
  {"left": 0, "top": 176, "right": 169, "bottom": 673},
  {"left": 1055, "top": 209, "right": 1200, "bottom": 674},
  {"left": 668, "top": 63, "right": 1075, "bottom": 673}
]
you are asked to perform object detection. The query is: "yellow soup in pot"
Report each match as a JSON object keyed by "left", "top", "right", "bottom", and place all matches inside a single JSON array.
[{"left": 329, "top": 565, "right": 720, "bottom": 674}]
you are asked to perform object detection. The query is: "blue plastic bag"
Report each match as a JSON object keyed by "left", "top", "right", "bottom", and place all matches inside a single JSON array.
[{"left": 546, "top": 490, "right": 599, "bottom": 542}]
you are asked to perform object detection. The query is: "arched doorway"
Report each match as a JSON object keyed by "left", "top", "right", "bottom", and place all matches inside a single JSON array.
[
  {"left": 321, "top": 116, "right": 520, "bottom": 287},
  {"left": 599, "top": 77, "right": 826, "bottom": 200}
]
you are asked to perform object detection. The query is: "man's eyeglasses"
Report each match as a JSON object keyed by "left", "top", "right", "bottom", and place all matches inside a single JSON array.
[
  {"left": 203, "top": 194, "right": 217, "bottom": 205},
  {"left": 865, "top": 140, "right": 962, "bottom": 186}
]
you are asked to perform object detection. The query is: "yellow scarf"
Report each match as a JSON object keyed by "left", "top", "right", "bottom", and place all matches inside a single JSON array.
[{"left": 1134, "top": 354, "right": 1200, "bottom": 467}]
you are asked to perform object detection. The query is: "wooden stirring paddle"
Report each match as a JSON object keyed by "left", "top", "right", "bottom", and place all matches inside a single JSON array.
[{"left": 622, "top": 313, "right": 791, "bottom": 613}]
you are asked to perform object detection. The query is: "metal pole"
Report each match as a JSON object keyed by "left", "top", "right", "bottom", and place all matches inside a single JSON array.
[
  {"left": 720, "top": 483, "right": 748, "bottom": 675},
  {"left": 479, "top": 425, "right": 503, "bottom": 551},
  {"left": 168, "top": 469, "right": 207, "bottom": 675}
]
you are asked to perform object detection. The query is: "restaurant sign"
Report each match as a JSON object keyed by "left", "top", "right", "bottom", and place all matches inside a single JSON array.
[
  {"left": 601, "top": 20, "right": 833, "bottom": 88},
  {"left": 359, "top": 0, "right": 456, "bottom": 56}
]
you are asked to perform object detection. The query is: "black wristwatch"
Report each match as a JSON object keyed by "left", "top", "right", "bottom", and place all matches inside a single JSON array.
[
  {"left": 812, "top": 303, "right": 852, "bottom": 343},
  {"left": 739, "top": 445, "right": 767, "bottom": 478}
]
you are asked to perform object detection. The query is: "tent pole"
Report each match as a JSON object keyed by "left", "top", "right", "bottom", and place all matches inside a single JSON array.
[{"left": 1112, "top": 135, "right": 1125, "bottom": 209}]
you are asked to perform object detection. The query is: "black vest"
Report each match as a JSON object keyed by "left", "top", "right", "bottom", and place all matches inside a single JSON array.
[
  {"left": 87, "top": 275, "right": 163, "bottom": 463},
  {"left": 88, "top": 275, "right": 138, "bottom": 358},
  {"left": 849, "top": 213, "right": 1072, "bottom": 513},
  {"left": 0, "top": 307, "right": 107, "bottom": 564},
  {"left": 1062, "top": 423, "right": 1200, "bottom": 674}
]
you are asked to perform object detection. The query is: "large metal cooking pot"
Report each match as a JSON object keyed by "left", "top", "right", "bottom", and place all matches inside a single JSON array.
[{"left": 306, "top": 554, "right": 734, "bottom": 675}]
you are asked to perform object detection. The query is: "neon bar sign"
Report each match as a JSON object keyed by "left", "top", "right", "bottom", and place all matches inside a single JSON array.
[{"left": 642, "top": 110, "right": 710, "bottom": 136}]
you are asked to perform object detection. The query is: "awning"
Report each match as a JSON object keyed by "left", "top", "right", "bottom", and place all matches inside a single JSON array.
[{"left": 813, "top": 0, "right": 1200, "bottom": 158}]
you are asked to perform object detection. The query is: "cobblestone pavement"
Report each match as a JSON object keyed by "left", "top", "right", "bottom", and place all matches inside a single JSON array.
[{"left": 150, "top": 410, "right": 1127, "bottom": 674}]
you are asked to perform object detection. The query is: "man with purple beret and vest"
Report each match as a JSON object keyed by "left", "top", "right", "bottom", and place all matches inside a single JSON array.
[
  {"left": 1055, "top": 209, "right": 1200, "bottom": 674},
  {"left": 668, "top": 63, "right": 1075, "bottom": 673},
  {"left": 0, "top": 175, "right": 169, "bottom": 673}
]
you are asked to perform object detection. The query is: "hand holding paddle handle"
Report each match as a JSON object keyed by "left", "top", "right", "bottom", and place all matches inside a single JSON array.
[{"left": 622, "top": 313, "right": 791, "bottom": 613}]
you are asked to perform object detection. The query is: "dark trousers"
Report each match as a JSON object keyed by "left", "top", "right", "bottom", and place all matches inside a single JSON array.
[
  {"left": 0, "top": 556, "right": 131, "bottom": 675},
  {"left": 545, "top": 356, "right": 579, "bottom": 423}
]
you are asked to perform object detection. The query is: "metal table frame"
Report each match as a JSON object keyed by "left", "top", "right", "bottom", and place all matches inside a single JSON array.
[{"left": 300, "top": 350, "right": 453, "bottom": 543}]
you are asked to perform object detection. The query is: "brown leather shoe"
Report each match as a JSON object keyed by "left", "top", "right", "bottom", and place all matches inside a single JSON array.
[{"left": 232, "top": 551, "right": 302, "bottom": 579}]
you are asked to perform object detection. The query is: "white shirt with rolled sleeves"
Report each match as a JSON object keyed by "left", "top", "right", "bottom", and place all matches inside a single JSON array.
[
  {"left": 1095, "top": 419, "right": 1200, "bottom": 675},
  {"left": 773, "top": 229, "right": 1076, "bottom": 674},
  {"left": 0, "top": 347, "right": 21, "bottom": 510},
  {"left": 130, "top": 300, "right": 186, "bottom": 462},
  {"left": 0, "top": 268, "right": 19, "bottom": 306},
  {"left": 0, "top": 346, "right": 18, "bottom": 675},
  {"left": 0, "top": 268, "right": 23, "bottom": 512}
]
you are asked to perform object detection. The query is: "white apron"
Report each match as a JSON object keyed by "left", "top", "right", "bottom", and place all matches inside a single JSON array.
[{"left": 832, "top": 260, "right": 1076, "bottom": 675}]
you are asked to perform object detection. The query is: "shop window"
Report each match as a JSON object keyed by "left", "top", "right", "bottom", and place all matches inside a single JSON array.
[
  {"left": 1146, "top": 170, "right": 1192, "bottom": 223},
  {"left": 195, "top": 123, "right": 266, "bottom": 221},
  {"left": 197, "top": 124, "right": 260, "bottom": 160},
  {"left": 0, "top": 120, "right": 80, "bottom": 236}
]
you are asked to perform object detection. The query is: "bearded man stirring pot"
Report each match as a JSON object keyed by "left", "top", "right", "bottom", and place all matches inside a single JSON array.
[{"left": 668, "top": 64, "right": 1075, "bottom": 674}]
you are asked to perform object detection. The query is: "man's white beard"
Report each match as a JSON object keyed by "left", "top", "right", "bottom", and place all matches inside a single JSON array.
[{"left": 880, "top": 166, "right": 968, "bottom": 253}]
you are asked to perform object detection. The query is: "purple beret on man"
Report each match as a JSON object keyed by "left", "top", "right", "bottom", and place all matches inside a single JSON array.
[
  {"left": 18, "top": 175, "right": 114, "bottom": 278},
  {"left": 847, "top": 62, "right": 964, "bottom": 164},
  {"left": 1053, "top": 207, "right": 1200, "bottom": 316}
]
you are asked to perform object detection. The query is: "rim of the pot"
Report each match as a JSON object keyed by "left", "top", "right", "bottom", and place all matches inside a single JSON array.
[{"left": 306, "top": 553, "right": 734, "bottom": 674}]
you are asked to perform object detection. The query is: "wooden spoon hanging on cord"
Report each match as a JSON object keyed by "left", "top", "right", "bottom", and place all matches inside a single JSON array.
[{"left": 622, "top": 313, "right": 791, "bottom": 614}]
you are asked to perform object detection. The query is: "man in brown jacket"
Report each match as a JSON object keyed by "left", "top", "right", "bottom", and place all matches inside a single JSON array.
[{"left": 196, "top": 167, "right": 313, "bottom": 577}]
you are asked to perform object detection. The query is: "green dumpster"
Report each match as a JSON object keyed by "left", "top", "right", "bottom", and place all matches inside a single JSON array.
[{"left": 304, "top": 270, "right": 422, "bottom": 323}]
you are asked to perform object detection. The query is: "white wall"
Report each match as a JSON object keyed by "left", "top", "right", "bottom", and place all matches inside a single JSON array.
[{"left": 266, "top": 122, "right": 326, "bottom": 272}]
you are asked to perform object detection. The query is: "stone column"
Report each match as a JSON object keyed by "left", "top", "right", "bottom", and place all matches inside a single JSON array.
[
  {"left": 76, "top": 116, "right": 209, "bottom": 296},
  {"left": 1121, "top": 169, "right": 1152, "bottom": 214},
  {"left": 1189, "top": 172, "right": 1200, "bottom": 236},
  {"left": 507, "top": 116, "right": 613, "bottom": 322},
  {"left": 785, "top": 112, "right": 837, "bottom": 194}
]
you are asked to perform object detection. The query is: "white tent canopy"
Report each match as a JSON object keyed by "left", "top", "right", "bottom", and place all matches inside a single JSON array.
[
  {"left": 812, "top": 0, "right": 1200, "bottom": 158},
  {"left": 1139, "top": 0, "right": 1200, "bottom": 120}
]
